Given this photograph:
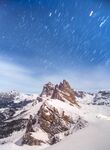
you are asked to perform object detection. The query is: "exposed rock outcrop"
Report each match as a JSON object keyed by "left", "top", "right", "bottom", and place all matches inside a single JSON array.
[
  {"left": 40, "top": 82, "right": 55, "bottom": 98},
  {"left": 40, "top": 80, "right": 79, "bottom": 106},
  {"left": 37, "top": 102, "right": 74, "bottom": 135}
]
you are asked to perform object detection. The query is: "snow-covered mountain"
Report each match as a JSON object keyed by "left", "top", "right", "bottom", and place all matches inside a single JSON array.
[
  {"left": 0, "top": 80, "right": 110, "bottom": 150},
  {"left": 0, "top": 91, "right": 39, "bottom": 139},
  {"left": 18, "top": 80, "right": 86, "bottom": 146},
  {"left": 92, "top": 90, "right": 110, "bottom": 106}
]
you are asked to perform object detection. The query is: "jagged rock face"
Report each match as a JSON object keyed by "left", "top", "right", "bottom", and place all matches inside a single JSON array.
[
  {"left": 52, "top": 80, "right": 77, "bottom": 105},
  {"left": 40, "top": 82, "right": 55, "bottom": 98},
  {"left": 40, "top": 80, "right": 78, "bottom": 106},
  {"left": 37, "top": 102, "right": 74, "bottom": 135}
]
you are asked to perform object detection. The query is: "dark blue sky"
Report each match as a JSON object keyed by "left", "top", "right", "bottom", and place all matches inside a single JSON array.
[{"left": 0, "top": 0, "right": 110, "bottom": 92}]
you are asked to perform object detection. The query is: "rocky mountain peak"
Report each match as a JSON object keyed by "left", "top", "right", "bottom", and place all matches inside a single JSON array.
[
  {"left": 40, "top": 80, "right": 78, "bottom": 106},
  {"left": 60, "top": 80, "right": 71, "bottom": 90},
  {"left": 40, "top": 82, "right": 55, "bottom": 98}
]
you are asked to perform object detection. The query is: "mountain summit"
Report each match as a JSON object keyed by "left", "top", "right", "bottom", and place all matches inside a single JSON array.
[
  {"left": 40, "top": 80, "right": 78, "bottom": 106},
  {"left": 21, "top": 80, "right": 86, "bottom": 145}
]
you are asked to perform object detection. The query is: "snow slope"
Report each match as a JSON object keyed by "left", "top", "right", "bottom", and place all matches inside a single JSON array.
[
  {"left": 45, "top": 99, "right": 80, "bottom": 119},
  {"left": 0, "top": 143, "right": 48, "bottom": 150},
  {"left": 45, "top": 120, "right": 110, "bottom": 150},
  {"left": 44, "top": 102, "right": 110, "bottom": 150}
]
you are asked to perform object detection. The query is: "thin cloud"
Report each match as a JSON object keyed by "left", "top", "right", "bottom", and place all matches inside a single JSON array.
[
  {"left": 41, "top": 67, "right": 110, "bottom": 92},
  {"left": 0, "top": 60, "right": 110, "bottom": 93},
  {"left": 0, "top": 60, "right": 41, "bottom": 93}
]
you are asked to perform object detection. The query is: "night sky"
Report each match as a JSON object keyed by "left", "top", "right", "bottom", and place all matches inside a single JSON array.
[{"left": 0, "top": 0, "right": 110, "bottom": 93}]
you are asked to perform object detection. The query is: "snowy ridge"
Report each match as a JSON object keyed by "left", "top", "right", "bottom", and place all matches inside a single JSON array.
[{"left": 45, "top": 99, "right": 80, "bottom": 119}]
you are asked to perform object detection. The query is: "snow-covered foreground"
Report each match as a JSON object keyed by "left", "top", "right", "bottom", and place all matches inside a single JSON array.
[
  {"left": 44, "top": 104, "right": 110, "bottom": 150},
  {"left": 0, "top": 143, "right": 48, "bottom": 150},
  {"left": 1, "top": 120, "right": 110, "bottom": 150},
  {"left": 45, "top": 120, "right": 110, "bottom": 150},
  {"left": 0, "top": 103, "right": 110, "bottom": 150}
]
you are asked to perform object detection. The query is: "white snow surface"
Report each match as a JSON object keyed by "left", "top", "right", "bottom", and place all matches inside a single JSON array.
[
  {"left": 31, "top": 129, "right": 49, "bottom": 142},
  {"left": 97, "top": 114, "right": 110, "bottom": 120},
  {"left": 0, "top": 143, "right": 48, "bottom": 150}
]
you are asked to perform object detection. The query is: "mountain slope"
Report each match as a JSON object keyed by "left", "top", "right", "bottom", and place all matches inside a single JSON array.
[
  {"left": 20, "top": 80, "right": 86, "bottom": 146},
  {"left": 0, "top": 81, "right": 110, "bottom": 150}
]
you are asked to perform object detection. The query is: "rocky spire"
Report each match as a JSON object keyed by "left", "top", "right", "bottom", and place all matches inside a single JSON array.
[
  {"left": 40, "top": 82, "right": 55, "bottom": 98},
  {"left": 40, "top": 80, "right": 78, "bottom": 106}
]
